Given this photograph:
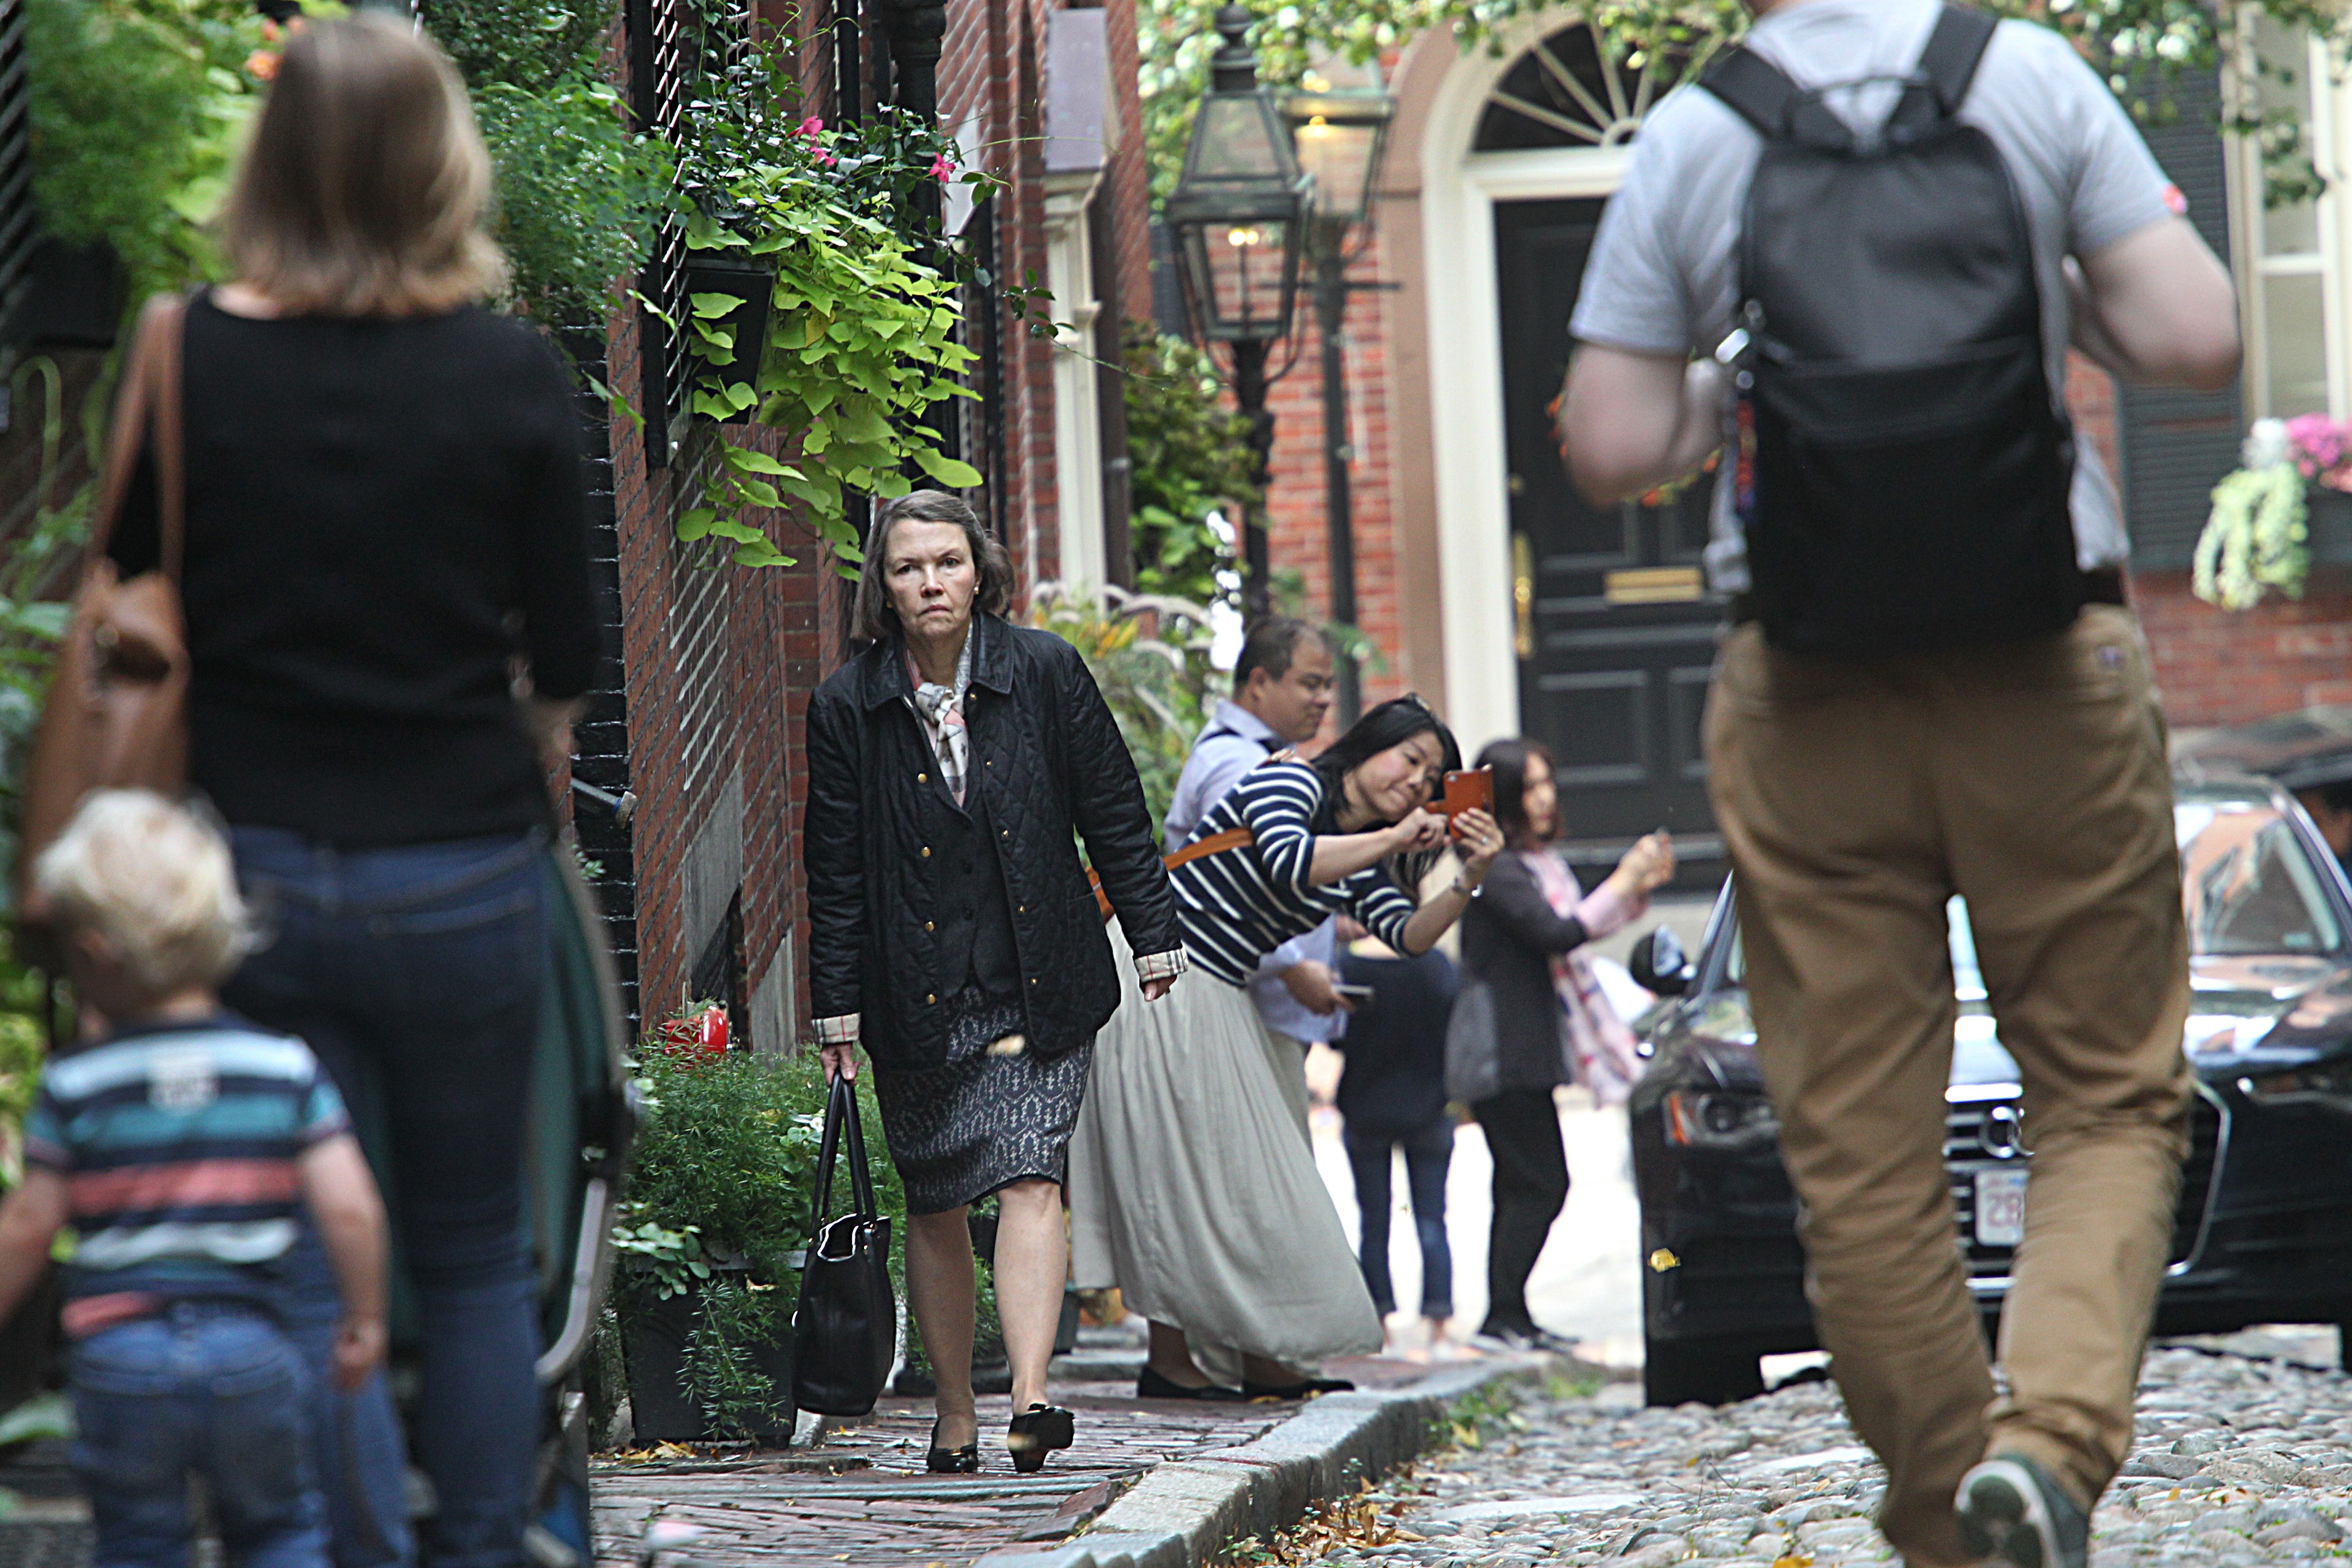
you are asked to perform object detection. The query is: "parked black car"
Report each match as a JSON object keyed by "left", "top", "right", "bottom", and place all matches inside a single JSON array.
[{"left": 1626, "top": 775, "right": 2352, "bottom": 1407}]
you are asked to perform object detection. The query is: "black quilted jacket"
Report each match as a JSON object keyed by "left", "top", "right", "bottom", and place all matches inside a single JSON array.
[{"left": 803, "top": 613, "right": 1183, "bottom": 1071}]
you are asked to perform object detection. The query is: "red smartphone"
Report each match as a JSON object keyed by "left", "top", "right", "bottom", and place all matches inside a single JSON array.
[{"left": 1440, "top": 767, "right": 1493, "bottom": 819}]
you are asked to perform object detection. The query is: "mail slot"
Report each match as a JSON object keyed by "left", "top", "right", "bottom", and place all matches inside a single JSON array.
[{"left": 1603, "top": 566, "right": 1704, "bottom": 604}]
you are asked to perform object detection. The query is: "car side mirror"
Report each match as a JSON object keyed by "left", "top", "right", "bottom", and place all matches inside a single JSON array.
[{"left": 1628, "top": 926, "right": 1690, "bottom": 997}]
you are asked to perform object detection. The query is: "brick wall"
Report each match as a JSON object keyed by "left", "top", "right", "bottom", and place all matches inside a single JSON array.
[
  {"left": 1254, "top": 234, "right": 1414, "bottom": 708},
  {"left": 2131, "top": 571, "right": 2352, "bottom": 732}
]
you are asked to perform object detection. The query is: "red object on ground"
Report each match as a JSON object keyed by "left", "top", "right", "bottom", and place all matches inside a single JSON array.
[{"left": 657, "top": 1004, "right": 729, "bottom": 1064}]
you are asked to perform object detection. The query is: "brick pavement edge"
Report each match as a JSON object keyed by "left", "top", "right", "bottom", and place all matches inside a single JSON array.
[{"left": 974, "top": 1359, "right": 1551, "bottom": 1568}]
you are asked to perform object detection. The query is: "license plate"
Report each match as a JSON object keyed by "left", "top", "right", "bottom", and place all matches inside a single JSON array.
[{"left": 1974, "top": 1167, "right": 2028, "bottom": 1248}]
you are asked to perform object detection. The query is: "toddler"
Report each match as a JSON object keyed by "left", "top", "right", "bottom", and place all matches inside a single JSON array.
[{"left": 0, "top": 790, "right": 387, "bottom": 1568}]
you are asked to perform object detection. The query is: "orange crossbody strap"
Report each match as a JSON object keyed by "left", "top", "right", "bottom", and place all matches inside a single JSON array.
[{"left": 1090, "top": 827, "right": 1254, "bottom": 922}]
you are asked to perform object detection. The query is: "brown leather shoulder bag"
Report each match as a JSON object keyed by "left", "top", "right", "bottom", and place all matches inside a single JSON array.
[{"left": 16, "top": 293, "right": 191, "bottom": 926}]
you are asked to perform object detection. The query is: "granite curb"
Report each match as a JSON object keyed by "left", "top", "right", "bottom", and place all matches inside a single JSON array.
[{"left": 972, "top": 1357, "right": 1552, "bottom": 1568}]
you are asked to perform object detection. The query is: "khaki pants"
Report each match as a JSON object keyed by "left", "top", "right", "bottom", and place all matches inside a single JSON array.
[{"left": 1705, "top": 607, "right": 2193, "bottom": 1566}]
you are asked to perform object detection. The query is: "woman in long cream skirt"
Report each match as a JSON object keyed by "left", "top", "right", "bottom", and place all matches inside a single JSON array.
[{"left": 1071, "top": 698, "right": 1507, "bottom": 1396}]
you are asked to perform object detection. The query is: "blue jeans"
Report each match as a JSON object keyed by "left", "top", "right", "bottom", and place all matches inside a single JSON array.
[
  {"left": 225, "top": 829, "right": 547, "bottom": 1568},
  {"left": 1344, "top": 1119, "right": 1456, "bottom": 1318},
  {"left": 70, "top": 1304, "right": 329, "bottom": 1568}
]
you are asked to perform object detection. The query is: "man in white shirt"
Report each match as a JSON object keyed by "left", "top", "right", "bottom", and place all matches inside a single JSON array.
[
  {"left": 1558, "top": 4, "right": 2239, "bottom": 1567},
  {"left": 1164, "top": 615, "right": 1349, "bottom": 1131}
]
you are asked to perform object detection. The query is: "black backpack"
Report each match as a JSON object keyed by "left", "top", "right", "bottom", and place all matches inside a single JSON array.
[{"left": 1703, "top": 4, "right": 2081, "bottom": 655}]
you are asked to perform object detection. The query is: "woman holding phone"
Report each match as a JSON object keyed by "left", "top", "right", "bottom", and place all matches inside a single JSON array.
[
  {"left": 1070, "top": 697, "right": 1507, "bottom": 1397},
  {"left": 1459, "top": 738, "right": 1672, "bottom": 1350}
]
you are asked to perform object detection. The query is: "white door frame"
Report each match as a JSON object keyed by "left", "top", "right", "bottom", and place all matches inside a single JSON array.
[{"left": 1419, "top": 12, "right": 1635, "bottom": 757}]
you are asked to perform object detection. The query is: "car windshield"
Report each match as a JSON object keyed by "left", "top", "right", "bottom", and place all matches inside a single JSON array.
[{"left": 1726, "top": 795, "right": 2345, "bottom": 988}]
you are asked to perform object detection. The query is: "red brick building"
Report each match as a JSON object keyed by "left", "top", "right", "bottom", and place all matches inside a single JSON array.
[{"left": 575, "top": 0, "right": 1153, "bottom": 1043}]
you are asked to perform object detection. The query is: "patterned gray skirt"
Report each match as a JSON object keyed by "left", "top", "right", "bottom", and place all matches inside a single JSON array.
[{"left": 870, "top": 983, "right": 1094, "bottom": 1216}]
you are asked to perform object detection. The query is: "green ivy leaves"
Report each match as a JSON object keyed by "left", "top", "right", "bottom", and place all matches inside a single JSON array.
[{"left": 679, "top": 137, "right": 984, "bottom": 572}]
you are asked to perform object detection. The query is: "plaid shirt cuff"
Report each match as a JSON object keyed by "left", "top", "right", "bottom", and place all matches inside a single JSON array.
[
  {"left": 813, "top": 1014, "right": 861, "bottom": 1046},
  {"left": 1134, "top": 948, "right": 1188, "bottom": 984}
]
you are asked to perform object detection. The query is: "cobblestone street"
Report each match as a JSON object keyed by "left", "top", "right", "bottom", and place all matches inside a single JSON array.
[{"left": 1282, "top": 1339, "right": 2352, "bottom": 1567}]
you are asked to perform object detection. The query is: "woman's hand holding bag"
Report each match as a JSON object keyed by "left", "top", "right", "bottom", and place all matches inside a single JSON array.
[{"left": 790, "top": 1074, "right": 896, "bottom": 1418}]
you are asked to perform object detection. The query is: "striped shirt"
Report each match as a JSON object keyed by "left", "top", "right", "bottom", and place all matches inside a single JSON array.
[
  {"left": 22, "top": 1018, "right": 349, "bottom": 1335},
  {"left": 1173, "top": 761, "right": 1417, "bottom": 986}
]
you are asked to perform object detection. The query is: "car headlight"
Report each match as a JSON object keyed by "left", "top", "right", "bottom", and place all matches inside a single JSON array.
[
  {"left": 1664, "top": 1089, "right": 1779, "bottom": 1147},
  {"left": 2237, "top": 1059, "right": 2352, "bottom": 1103}
]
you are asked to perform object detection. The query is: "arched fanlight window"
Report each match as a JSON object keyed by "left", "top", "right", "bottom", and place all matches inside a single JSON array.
[{"left": 1472, "top": 22, "right": 1692, "bottom": 153}]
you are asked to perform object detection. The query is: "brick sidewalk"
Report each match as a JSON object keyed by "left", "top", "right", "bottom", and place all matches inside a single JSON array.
[{"left": 592, "top": 1351, "right": 1457, "bottom": 1568}]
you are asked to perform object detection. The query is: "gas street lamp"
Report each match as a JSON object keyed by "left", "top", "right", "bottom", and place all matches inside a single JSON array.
[
  {"left": 1164, "top": 5, "right": 1310, "bottom": 616},
  {"left": 1284, "top": 61, "right": 1394, "bottom": 723}
]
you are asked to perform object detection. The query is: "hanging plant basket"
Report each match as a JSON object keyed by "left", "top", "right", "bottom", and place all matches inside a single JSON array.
[
  {"left": 2194, "top": 417, "right": 2352, "bottom": 610},
  {"left": 682, "top": 253, "right": 775, "bottom": 427}
]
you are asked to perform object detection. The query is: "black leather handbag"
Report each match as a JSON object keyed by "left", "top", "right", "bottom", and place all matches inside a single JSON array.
[{"left": 790, "top": 1075, "right": 896, "bottom": 1417}]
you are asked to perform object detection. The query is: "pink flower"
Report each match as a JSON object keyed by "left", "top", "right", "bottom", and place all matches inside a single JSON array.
[
  {"left": 799, "top": 116, "right": 825, "bottom": 139},
  {"left": 929, "top": 153, "right": 954, "bottom": 183},
  {"left": 2286, "top": 413, "right": 2351, "bottom": 480}
]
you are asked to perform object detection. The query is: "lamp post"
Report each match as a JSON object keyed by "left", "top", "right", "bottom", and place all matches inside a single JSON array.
[
  {"left": 1284, "top": 64, "right": 1393, "bottom": 724},
  {"left": 1164, "top": 6, "right": 1309, "bottom": 618}
]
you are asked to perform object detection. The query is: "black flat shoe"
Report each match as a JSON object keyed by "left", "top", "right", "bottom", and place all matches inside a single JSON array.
[
  {"left": 1135, "top": 1365, "right": 1248, "bottom": 1402},
  {"left": 1242, "top": 1376, "right": 1356, "bottom": 1400},
  {"left": 925, "top": 1422, "right": 981, "bottom": 1474},
  {"left": 1005, "top": 1403, "right": 1075, "bottom": 1474}
]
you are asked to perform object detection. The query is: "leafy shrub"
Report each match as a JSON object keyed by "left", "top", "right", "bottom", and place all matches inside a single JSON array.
[
  {"left": 417, "top": 0, "right": 610, "bottom": 93},
  {"left": 419, "top": 0, "right": 670, "bottom": 329},
  {"left": 1123, "top": 322, "right": 1255, "bottom": 609},
  {"left": 471, "top": 74, "right": 671, "bottom": 328},
  {"left": 624, "top": 1044, "right": 827, "bottom": 1285},
  {"left": 1030, "top": 583, "right": 1224, "bottom": 833},
  {"left": 24, "top": 0, "right": 259, "bottom": 300},
  {"left": 616, "top": 1031, "right": 911, "bottom": 1439}
]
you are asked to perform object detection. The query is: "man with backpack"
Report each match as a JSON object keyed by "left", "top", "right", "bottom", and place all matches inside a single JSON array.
[{"left": 1559, "top": 4, "right": 2240, "bottom": 1566}]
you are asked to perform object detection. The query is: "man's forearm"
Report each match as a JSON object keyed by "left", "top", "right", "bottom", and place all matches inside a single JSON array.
[{"left": 1562, "top": 349, "right": 1727, "bottom": 507}]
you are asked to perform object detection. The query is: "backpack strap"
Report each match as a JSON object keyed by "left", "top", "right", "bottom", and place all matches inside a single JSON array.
[
  {"left": 1699, "top": 42, "right": 1802, "bottom": 141},
  {"left": 1916, "top": 5, "right": 1998, "bottom": 117}
]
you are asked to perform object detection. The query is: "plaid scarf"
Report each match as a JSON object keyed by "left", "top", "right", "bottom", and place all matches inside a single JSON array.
[{"left": 904, "top": 631, "right": 973, "bottom": 807}]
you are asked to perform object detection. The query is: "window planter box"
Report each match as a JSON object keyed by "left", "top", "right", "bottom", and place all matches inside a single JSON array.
[{"left": 2307, "top": 488, "right": 2352, "bottom": 570}]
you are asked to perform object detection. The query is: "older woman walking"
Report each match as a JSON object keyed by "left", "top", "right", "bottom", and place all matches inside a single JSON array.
[
  {"left": 1071, "top": 697, "right": 1506, "bottom": 1397},
  {"left": 804, "top": 490, "right": 1184, "bottom": 1473}
]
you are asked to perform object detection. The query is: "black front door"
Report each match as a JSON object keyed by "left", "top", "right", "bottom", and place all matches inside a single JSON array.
[{"left": 1494, "top": 196, "right": 1725, "bottom": 882}]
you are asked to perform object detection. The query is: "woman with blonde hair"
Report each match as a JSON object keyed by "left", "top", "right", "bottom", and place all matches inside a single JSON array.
[{"left": 102, "top": 16, "right": 599, "bottom": 1568}]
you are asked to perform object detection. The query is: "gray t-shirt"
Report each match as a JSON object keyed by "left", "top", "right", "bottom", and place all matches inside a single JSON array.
[{"left": 1569, "top": 0, "right": 2176, "bottom": 587}]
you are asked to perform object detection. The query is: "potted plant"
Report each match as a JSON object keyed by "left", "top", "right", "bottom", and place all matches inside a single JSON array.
[
  {"left": 2194, "top": 415, "right": 2352, "bottom": 610},
  {"left": 614, "top": 1010, "right": 890, "bottom": 1445}
]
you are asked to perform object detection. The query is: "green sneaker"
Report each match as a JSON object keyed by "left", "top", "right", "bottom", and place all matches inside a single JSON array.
[{"left": 1954, "top": 1454, "right": 2089, "bottom": 1568}]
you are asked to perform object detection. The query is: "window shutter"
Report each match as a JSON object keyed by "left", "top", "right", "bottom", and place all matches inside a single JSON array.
[{"left": 2117, "top": 68, "right": 2243, "bottom": 572}]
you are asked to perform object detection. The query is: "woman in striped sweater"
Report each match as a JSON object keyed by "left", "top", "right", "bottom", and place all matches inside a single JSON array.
[{"left": 1070, "top": 698, "right": 1506, "bottom": 1397}]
